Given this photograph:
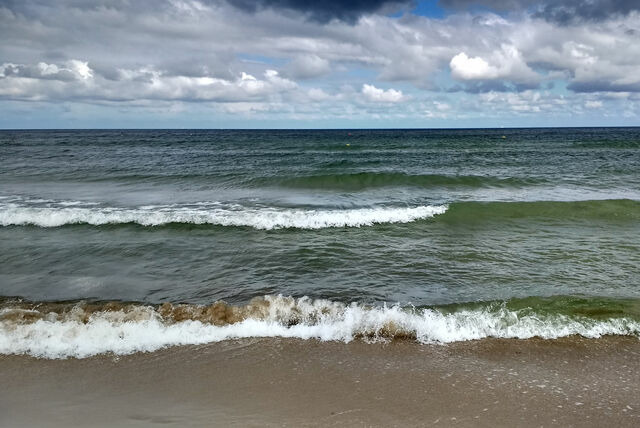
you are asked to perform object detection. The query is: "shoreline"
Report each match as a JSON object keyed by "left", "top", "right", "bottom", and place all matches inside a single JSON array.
[{"left": 1, "top": 336, "right": 639, "bottom": 427}]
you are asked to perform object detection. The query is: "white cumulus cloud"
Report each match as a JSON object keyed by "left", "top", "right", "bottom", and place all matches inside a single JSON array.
[
  {"left": 361, "top": 84, "right": 404, "bottom": 103},
  {"left": 450, "top": 53, "right": 499, "bottom": 80},
  {"left": 450, "top": 44, "right": 539, "bottom": 85}
]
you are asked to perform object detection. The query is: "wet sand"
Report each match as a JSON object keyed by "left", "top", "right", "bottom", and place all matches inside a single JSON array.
[{"left": 1, "top": 337, "right": 639, "bottom": 427}]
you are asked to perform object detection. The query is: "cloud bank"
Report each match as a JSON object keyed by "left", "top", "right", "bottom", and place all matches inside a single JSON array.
[{"left": 1, "top": 0, "right": 639, "bottom": 127}]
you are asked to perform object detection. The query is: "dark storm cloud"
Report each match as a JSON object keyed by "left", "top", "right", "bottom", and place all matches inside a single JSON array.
[
  {"left": 225, "top": 0, "right": 413, "bottom": 23},
  {"left": 439, "top": 0, "right": 640, "bottom": 23},
  {"left": 534, "top": 1, "right": 640, "bottom": 24}
]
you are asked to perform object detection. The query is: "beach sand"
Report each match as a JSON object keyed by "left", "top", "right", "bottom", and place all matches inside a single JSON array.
[{"left": 1, "top": 337, "right": 639, "bottom": 427}]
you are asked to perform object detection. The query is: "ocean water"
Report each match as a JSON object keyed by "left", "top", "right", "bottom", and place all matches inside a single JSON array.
[{"left": 1, "top": 128, "right": 640, "bottom": 358}]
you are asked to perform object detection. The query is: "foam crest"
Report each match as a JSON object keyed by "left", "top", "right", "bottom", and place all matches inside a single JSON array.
[
  {"left": 0, "top": 203, "right": 446, "bottom": 229},
  {"left": 1, "top": 296, "right": 639, "bottom": 359}
]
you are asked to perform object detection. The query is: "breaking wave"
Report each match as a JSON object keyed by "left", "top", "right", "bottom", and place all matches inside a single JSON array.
[
  {"left": 0, "top": 203, "right": 447, "bottom": 229},
  {"left": 3, "top": 198, "right": 639, "bottom": 230},
  {"left": 1, "top": 295, "right": 639, "bottom": 359}
]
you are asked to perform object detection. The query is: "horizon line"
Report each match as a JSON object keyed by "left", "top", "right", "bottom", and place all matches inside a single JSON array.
[{"left": 1, "top": 125, "right": 639, "bottom": 131}]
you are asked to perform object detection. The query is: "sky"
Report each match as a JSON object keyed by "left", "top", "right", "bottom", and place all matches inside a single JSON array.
[{"left": 1, "top": 0, "right": 640, "bottom": 128}]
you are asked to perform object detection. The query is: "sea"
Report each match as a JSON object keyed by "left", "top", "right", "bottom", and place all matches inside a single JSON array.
[{"left": 1, "top": 128, "right": 640, "bottom": 359}]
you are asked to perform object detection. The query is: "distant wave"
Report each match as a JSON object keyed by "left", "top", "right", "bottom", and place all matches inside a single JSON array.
[
  {"left": 441, "top": 199, "right": 640, "bottom": 223},
  {"left": 1, "top": 295, "right": 639, "bottom": 359},
  {"left": 249, "top": 172, "right": 544, "bottom": 190},
  {"left": 0, "top": 203, "right": 447, "bottom": 229}
]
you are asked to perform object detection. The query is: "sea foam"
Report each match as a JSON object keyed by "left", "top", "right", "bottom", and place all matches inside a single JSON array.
[
  {"left": 0, "top": 203, "right": 447, "bottom": 229},
  {"left": 1, "top": 296, "right": 638, "bottom": 359}
]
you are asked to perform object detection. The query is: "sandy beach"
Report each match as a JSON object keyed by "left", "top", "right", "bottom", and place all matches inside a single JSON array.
[{"left": 1, "top": 337, "right": 638, "bottom": 427}]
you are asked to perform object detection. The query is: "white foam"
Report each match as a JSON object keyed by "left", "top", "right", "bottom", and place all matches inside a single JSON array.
[
  {"left": 0, "top": 203, "right": 447, "bottom": 229},
  {"left": 1, "top": 296, "right": 638, "bottom": 359}
]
